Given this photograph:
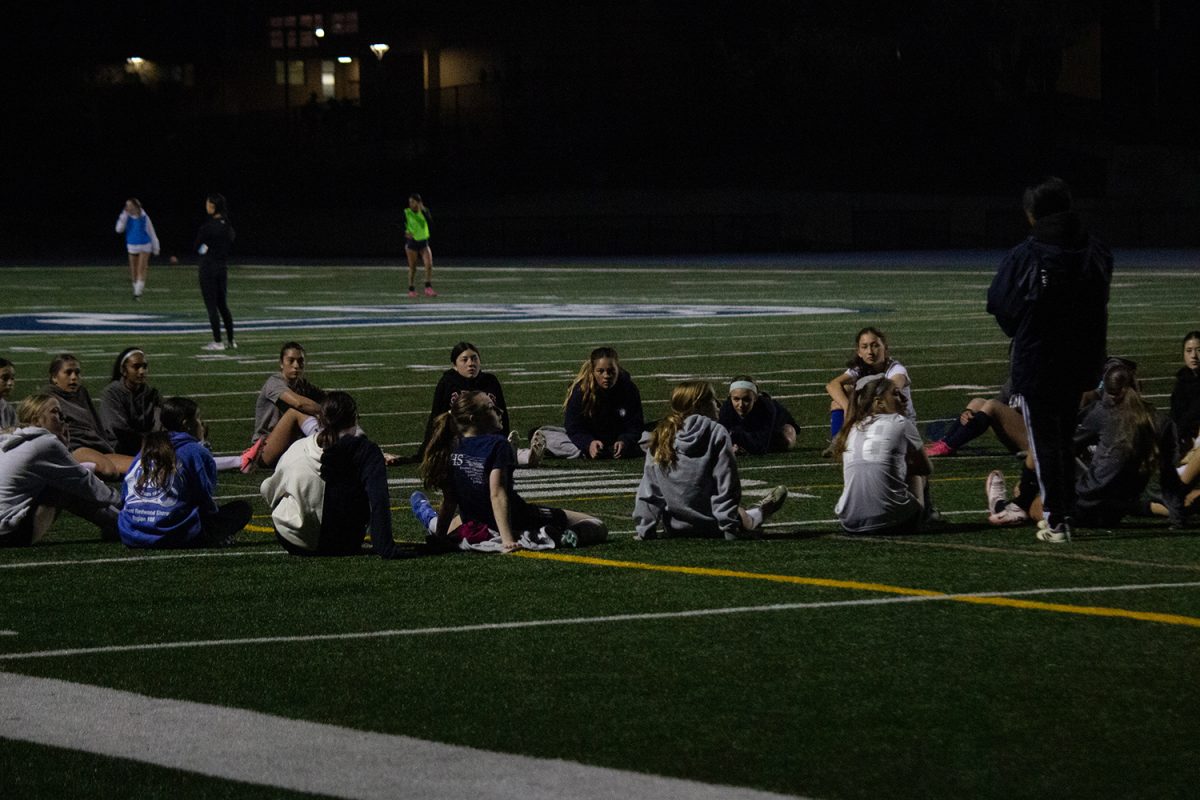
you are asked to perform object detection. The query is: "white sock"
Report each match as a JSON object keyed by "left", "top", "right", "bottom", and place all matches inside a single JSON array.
[
  {"left": 427, "top": 518, "right": 437, "bottom": 534},
  {"left": 517, "top": 448, "right": 531, "bottom": 465},
  {"left": 79, "top": 461, "right": 97, "bottom": 473},
  {"left": 213, "top": 455, "right": 242, "bottom": 471},
  {"left": 300, "top": 415, "right": 320, "bottom": 436},
  {"left": 745, "top": 507, "right": 764, "bottom": 529}
]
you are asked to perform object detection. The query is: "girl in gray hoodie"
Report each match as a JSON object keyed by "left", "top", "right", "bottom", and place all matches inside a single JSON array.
[{"left": 634, "top": 381, "right": 787, "bottom": 540}]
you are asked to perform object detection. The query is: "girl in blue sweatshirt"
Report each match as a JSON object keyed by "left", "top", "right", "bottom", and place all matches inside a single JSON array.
[{"left": 118, "top": 396, "right": 251, "bottom": 548}]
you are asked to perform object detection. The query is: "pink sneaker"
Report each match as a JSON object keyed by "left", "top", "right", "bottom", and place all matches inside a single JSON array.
[
  {"left": 924, "top": 440, "right": 954, "bottom": 457},
  {"left": 424, "top": 286, "right": 438, "bottom": 297},
  {"left": 240, "top": 437, "right": 266, "bottom": 473},
  {"left": 407, "top": 289, "right": 418, "bottom": 298}
]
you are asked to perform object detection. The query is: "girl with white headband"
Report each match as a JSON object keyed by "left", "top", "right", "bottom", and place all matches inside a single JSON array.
[
  {"left": 832, "top": 372, "right": 933, "bottom": 534},
  {"left": 100, "top": 346, "right": 163, "bottom": 456},
  {"left": 717, "top": 375, "right": 798, "bottom": 455}
]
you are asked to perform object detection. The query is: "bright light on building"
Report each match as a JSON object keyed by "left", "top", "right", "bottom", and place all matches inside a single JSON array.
[
  {"left": 369, "top": 43, "right": 389, "bottom": 61},
  {"left": 338, "top": 56, "right": 352, "bottom": 64},
  {"left": 314, "top": 27, "right": 325, "bottom": 38},
  {"left": 127, "top": 57, "right": 144, "bottom": 65}
]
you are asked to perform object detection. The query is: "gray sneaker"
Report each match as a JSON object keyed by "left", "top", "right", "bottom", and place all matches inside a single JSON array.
[
  {"left": 528, "top": 429, "right": 547, "bottom": 467},
  {"left": 755, "top": 485, "right": 788, "bottom": 519}
]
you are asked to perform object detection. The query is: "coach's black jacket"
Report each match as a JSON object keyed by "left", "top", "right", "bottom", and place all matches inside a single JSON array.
[{"left": 987, "top": 211, "right": 1112, "bottom": 401}]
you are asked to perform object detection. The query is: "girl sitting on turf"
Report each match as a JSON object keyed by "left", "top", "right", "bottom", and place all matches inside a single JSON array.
[
  {"left": 412, "top": 390, "right": 607, "bottom": 552},
  {"left": 987, "top": 363, "right": 1158, "bottom": 538},
  {"left": 717, "top": 375, "right": 798, "bottom": 455},
  {"left": 46, "top": 353, "right": 133, "bottom": 480},
  {"left": 634, "top": 380, "right": 787, "bottom": 540},
  {"left": 99, "top": 346, "right": 163, "bottom": 456},
  {"left": 536, "top": 346, "right": 645, "bottom": 460},
  {"left": 833, "top": 373, "right": 934, "bottom": 535},
  {"left": 1169, "top": 330, "right": 1200, "bottom": 457},
  {"left": 0, "top": 358, "right": 16, "bottom": 430},
  {"left": 241, "top": 341, "right": 326, "bottom": 471},
  {"left": 261, "top": 392, "right": 410, "bottom": 558},
  {"left": 118, "top": 396, "right": 251, "bottom": 549},
  {"left": 418, "top": 341, "right": 542, "bottom": 465},
  {"left": 825, "top": 327, "right": 915, "bottom": 440},
  {"left": 0, "top": 394, "right": 122, "bottom": 546}
]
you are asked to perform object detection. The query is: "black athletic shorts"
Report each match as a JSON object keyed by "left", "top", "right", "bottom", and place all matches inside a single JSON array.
[{"left": 405, "top": 238, "right": 431, "bottom": 252}]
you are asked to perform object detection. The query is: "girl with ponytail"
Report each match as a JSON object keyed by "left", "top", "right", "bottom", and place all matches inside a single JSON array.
[
  {"left": 261, "top": 391, "right": 408, "bottom": 557},
  {"left": 412, "top": 390, "right": 606, "bottom": 551},
  {"left": 117, "top": 397, "right": 251, "bottom": 548},
  {"left": 833, "top": 373, "right": 933, "bottom": 535},
  {"left": 634, "top": 380, "right": 787, "bottom": 540}
]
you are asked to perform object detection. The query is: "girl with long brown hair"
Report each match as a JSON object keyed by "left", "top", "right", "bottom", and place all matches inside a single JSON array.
[
  {"left": 414, "top": 390, "right": 606, "bottom": 551},
  {"left": 634, "top": 380, "right": 786, "bottom": 540}
]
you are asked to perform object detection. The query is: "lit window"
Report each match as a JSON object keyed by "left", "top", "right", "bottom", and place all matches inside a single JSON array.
[{"left": 322, "top": 61, "right": 336, "bottom": 99}]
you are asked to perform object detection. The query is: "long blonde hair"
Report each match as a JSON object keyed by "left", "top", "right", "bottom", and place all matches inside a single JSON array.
[
  {"left": 16, "top": 394, "right": 58, "bottom": 427},
  {"left": 649, "top": 380, "right": 716, "bottom": 467},
  {"left": 563, "top": 346, "right": 620, "bottom": 419},
  {"left": 830, "top": 374, "right": 894, "bottom": 459},
  {"left": 419, "top": 391, "right": 496, "bottom": 490},
  {"left": 1102, "top": 365, "right": 1158, "bottom": 475}
]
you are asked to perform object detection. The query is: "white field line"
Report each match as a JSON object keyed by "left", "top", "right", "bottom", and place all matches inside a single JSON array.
[
  {"left": 3, "top": 580, "right": 1199, "bottom": 663},
  {"left": 0, "top": 673, "right": 802, "bottom": 800},
  {"left": 0, "top": 550, "right": 289, "bottom": 570}
]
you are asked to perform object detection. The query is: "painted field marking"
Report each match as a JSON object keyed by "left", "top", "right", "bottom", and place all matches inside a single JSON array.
[
  {"left": 0, "top": 550, "right": 288, "bottom": 570},
  {"left": 0, "top": 672, "right": 800, "bottom": 800},
  {"left": 513, "top": 551, "right": 1200, "bottom": 629},
  {"left": 3, "top": 578, "right": 1199, "bottom": 665}
]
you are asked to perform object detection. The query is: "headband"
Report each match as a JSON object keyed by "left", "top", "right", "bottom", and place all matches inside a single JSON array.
[
  {"left": 729, "top": 380, "right": 758, "bottom": 394},
  {"left": 854, "top": 373, "right": 889, "bottom": 393},
  {"left": 120, "top": 349, "right": 145, "bottom": 368}
]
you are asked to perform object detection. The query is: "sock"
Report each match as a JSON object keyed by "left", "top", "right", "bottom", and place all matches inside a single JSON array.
[
  {"left": 408, "top": 285, "right": 415, "bottom": 291},
  {"left": 212, "top": 455, "right": 242, "bottom": 471},
  {"left": 745, "top": 507, "right": 764, "bottom": 529},
  {"left": 425, "top": 281, "right": 432, "bottom": 287},
  {"left": 830, "top": 409, "right": 845, "bottom": 437},
  {"left": 943, "top": 410, "right": 992, "bottom": 451},
  {"left": 1014, "top": 466, "right": 1039, "bottom": 512}
]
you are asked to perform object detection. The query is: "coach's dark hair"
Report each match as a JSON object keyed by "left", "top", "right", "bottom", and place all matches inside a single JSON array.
[
  {"left": 1182, "top": 330, "right": 1200, "bottom": 348},
  {"left": 137, "top": 397, "right": 201, "bottom": 494},
  {"left": 316, "top": 391, "right": 358, "bottom": 449},
  {"left": 451, "top": 341, "right": 479, "bottom": 364},
  {"left": 0, "top": 357, "right": 12, "bottom": 370},
  {"left": 207, "top": 192, "right": 229, "bottom": 220},
  {"left": 279, "top": 341, "right": 305, "bottom": 362},
  {"left": 110, "top": 347, "right": 146, "bottom": 382},
  {"left": 48, "top": 353, "right": 80, "bottom": 380},
  {"left": 1022, "top": 177, "right": 1072, "bottom": 220}
]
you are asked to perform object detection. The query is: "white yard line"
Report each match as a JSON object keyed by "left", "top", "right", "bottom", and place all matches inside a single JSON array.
[
  {"left": 3, "top": 580, "right": 1197, "bottom": 663},
  {"left": 0, "top": 672, "right": 804, "bottom": 800}
]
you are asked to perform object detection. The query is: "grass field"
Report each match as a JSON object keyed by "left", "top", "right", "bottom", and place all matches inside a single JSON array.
[{"left": 2, "top": 254, "right": 1199, "bottom": 799}]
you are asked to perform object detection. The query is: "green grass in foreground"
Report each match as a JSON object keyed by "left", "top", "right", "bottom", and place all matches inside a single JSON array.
[{"left": 2, "top": 257, "right": 1199, "bottom": 799}]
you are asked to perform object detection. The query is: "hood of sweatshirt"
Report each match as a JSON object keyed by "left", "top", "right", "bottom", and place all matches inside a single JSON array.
[
  {"left": 0, "top": 427, "right": 56, "bottom": 454},
  {"left": 674, "top": 414, "right": 720, "bottom": 458}
]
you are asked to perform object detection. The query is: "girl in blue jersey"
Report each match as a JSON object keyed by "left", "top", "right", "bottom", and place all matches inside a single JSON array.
[
  {"left": 115, "top": 198, "right": 160, "bottom": 301},
  {"left": 117, "top": 396, "right": 251, "bottom": 549},
  {"left": 415, "top": 391, "right": 607, "bottom": 551}
]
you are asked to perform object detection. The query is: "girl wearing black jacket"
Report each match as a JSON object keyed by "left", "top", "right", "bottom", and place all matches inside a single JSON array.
[
  {"left": 419, "top": 342, "right": 512, "bottom": 458},
  {"left": 196, "top": 193, "right": 236, "bottom": 351}
]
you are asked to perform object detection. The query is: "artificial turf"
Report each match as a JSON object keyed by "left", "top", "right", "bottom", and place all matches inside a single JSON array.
[{"left": 2, "top": 255, "right": 1198, "bottom": 799}]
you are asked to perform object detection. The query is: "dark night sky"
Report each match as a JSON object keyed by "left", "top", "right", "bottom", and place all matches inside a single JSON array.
[{"left": 5, "top": 2, "right": 1197, "bottom": 255}]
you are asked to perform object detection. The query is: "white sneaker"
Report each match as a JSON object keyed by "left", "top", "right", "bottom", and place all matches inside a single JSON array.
[
  {"left": 202, "top": 341, "right": 225, "bottom": 351},
  {"left": 1036, "top": 518, "right": 1072, "bottom": 543},
  {"left": 989, "top": 502, "right": 1029, "bottom": 526},
  {"left": 227, "top": 340, "right": 238, "bottom": 349},
  {"left": 985, "top": 469, "right": 1007, "bottom": 515},
  {"left": 756, "top": 485, "right": 788, "bottom": 518}
]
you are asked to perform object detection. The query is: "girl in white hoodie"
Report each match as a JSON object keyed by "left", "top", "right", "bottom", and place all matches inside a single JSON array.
[{"left": 634, "top": 381, "right": 787, "bottom": 540}]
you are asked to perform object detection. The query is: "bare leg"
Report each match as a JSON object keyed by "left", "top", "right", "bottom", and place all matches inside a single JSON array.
[
  {"left": 135, "top": 251, "right": 150, "bottom": 284},
  {"left": 71, "top": 447, "right": 133, "bottom": 481},
  {"left": 405, "top": 248, "right": 418, "bottom": 289},
  {"left": 982, "top": 399, "right": 1029, "bottom": 453},
  {"left": 127, "top": 253, "right": 137, "bottom": 283},
  {"left": 780, "top": 424, "right": 797, "bottom": 450},
  {"left": 560, "top": 508, "right": 608, "bottom": 544},
  {"left": 422, "top": 246, "right": 433, "bottom": 284},
  {"left": 259, "top": 408, "right": 313, "bottom": 468}
]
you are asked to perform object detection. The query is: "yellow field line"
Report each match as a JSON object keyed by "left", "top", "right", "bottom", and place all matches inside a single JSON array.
[{"left": 514, "top": 551, "right": 1200, "bottom": 628}]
